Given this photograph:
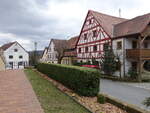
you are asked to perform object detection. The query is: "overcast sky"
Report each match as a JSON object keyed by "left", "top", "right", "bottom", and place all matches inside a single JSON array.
[{"left": 0, "top": 0, "right": 149, "bottom": 51}]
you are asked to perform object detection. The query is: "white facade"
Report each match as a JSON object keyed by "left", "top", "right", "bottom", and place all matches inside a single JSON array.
[
  {"left": 112, "top": 37, "right": 150, "bottom": 77},
  {"left": 4, "top": 42, "right": 29, "bottom": 69},
  {"left": 47, "top": 41, "right": 58, "bottom": 63},
  {"left": 40, "top": 48, "right": 48, "bottom": 62}
]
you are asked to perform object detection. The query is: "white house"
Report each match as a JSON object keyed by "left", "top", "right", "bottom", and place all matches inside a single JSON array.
[
  {"left": 41, "top": 47, "right": 48, "bottom": 62},
  {"left": 47, "top": 39, "right": 67, "bottom": 64},
  {"left": 0, "top": 41, "right": 29, "bottom": 69},
  {"left": 112, "top": 13, "right": 150, "bottom": 80}
]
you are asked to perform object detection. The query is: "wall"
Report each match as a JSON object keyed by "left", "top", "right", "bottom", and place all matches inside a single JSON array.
[{"left": 0, "top": 57, "right": 5, "bottom": 71}]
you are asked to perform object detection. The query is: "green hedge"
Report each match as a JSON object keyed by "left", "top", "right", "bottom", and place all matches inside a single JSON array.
[{"left": 37, "top": 63, "right": 100, "bottom": 96}]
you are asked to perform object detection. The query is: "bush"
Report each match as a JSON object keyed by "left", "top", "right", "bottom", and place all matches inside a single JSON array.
[
  {"left": 128, "top": 68, "right": 138, "bottom": 79},
  {"left": 143, "top": 97, "right": 150, "bottom": 107},
  {"left": 97, "top": 94, "right": 106, "bottom": 104},
  {"left": 37, "top": 63, "right": 100, "bottom": 96}
]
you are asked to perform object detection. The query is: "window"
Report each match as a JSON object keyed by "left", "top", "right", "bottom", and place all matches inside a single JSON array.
[
  {"left": 117, "top": 41, "right": 122, "bottom": 50},
  {"left": 89, "top": 19, "right": 92, "bottom": 24},
  {"left": 144, "top": 42, "right": 148, "bottom": 48},
  {"left": 93, "top": 30, "right": 97, "bottom": 37},
  {"left": 93, "top": 45, "right": 97, "bottom": 52},
  {"left": 103, "top": 43, "right": 109, "bottom": 50},
  {"left": 85, "top": 47, "right": 88, "bottom": 53},
  {"left": 9, "top": 62, "right": 13, "bottom": 65},
  {"left": 18, "top": 62, "right": 23, "bottom": 65},
  {"left": 9, "top": 62, "right": 13, "bottom": 67},
  {"left": 9, "top": 55, "right": 13, "bottom": 59},
  {"left": 14, "top": 49, "right": 18, "bottom": 52},
  {"left": 19, "top": 55, "right": 23, "bottom": 59},
  {"left": 132, "top": 41, "right": 137, "bottom": 49},
  {"left": 78, "top": 48, "right": 81, "bottom": 53},
  {"left": 84, "top": 34, "right": 87, "bottom": 40}
]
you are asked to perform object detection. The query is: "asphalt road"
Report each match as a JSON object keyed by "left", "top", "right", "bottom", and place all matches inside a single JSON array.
[{"left": 100, "top": 79, "right": 150, "bottom": 111}]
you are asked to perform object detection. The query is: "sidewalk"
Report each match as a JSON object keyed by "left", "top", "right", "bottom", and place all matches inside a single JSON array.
[{"left": 0, "top": 70, "right": 44, "bottom": 113}]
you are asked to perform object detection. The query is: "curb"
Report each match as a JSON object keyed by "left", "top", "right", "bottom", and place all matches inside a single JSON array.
[{"left": 100, "top": 93, "right": 149, "bottom": 113}]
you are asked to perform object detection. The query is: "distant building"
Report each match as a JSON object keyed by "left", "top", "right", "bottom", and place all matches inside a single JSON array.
[
  {"left": 61, "top": 36, "right": 78, "bottom": 65},
  {"left": 47, "top": 39, "right": 67, "bottom": 63},
  {"left": 40, "top": 47, "right": 48, "bottom": 62},
  {"left": 29, "top": 50, "right": 43, "bottom": 65},
  {"left": 0, "top": 41, "right": 29, "bottom": 69},
  {"left": 0, "top": 50, "right": 5, "bottom": 71}
]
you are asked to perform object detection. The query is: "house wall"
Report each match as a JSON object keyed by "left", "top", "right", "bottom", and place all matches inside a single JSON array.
[
  {"left": 113, "top": 36, "right": 150, "bottom": 77},
  {"left": 61, "top": 57, "right": 76, "bottom": 65},
  {"left": 47, "top": 41, "right": 58, "bottom": 64},
  {"left": 4, "top": 43, "right": 29, "bottom": 69},
  {"left": 41, "top": 49, "right": 48, "bottom": 62}
]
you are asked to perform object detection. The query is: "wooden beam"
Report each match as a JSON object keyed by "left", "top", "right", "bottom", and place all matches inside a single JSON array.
[
  {"left": 138, "top": 36, "right": 142, "bottom": 82},
  {"left": 141, "top": 35, "right": 148, "bottom": 44}
]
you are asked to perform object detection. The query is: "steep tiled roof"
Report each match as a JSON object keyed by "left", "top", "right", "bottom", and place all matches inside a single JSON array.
[
  {"left": 90, "top": 10, "right": 127, "bottom": 37},
  {"left": 51, "top": 39, "right": 68, "bottom": 50},
  {"left": 0, "top": 42, "right": 16, "bottom": 51},
  {"left": 64, "top": 50, "right": 76, "bottom": 57},
  {"left": 113, "top": 13, "right": 150, "bottom": 38},
  {"left": 63, "top": 36, "right": 78, "bottom": 57},
  {"left": 67, "top": 36, "right": 78, "bottom": 49}
]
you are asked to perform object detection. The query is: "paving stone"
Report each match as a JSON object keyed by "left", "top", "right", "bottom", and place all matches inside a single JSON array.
[{"left": 0, "top": 70, "right": 44, "bottom": 113}]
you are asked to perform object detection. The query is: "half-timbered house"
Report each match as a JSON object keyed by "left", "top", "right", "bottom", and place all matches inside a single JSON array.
[
  {"left": 61, "top": 36, "right": 78, "bottom": 65},
  {"left": 47, "top": 39, "right": 68, "bottom": 64},
  {"left": 76, "top": 10, "right": 127, "bottom": 63}
]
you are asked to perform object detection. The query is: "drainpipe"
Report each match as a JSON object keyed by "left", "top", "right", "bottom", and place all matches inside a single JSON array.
[{"left": 123, "top": 38, "right": 126, "bottom": 77}]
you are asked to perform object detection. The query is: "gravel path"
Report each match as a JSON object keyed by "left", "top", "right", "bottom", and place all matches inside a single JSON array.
[
  {"left": 0, "top": 70, "right": 44, "bottom": 113},
  {"left": 100, "top": 79, "right": 150, "bottom": 111}
]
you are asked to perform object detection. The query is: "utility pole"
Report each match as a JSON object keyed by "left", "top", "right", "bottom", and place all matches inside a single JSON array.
[
  {"left": 119, "top": 8, "right": 121, "bottom": 18},
  {"left": 34, "top": 42, "right": 37, "bottom": 66}
]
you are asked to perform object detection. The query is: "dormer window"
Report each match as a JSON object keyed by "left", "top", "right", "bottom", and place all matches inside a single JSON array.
[
  {"left": 84, "top": 34, "right": 87, "bottom": 40},
  {"left": 14, "top": 49, "right": 18, "bottom": 52}
]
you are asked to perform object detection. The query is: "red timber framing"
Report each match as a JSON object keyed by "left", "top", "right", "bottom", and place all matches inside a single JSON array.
[{"left": 76, "top": 10, "right": 111, "bottom": 60}]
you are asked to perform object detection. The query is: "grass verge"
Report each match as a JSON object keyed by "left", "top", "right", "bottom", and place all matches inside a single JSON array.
[{"left": 24, "top": 69, "right": 90, "bottom": 113}]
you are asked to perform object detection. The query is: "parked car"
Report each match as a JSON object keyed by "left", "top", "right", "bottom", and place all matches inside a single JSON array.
[{"left": 81, "top": 65, "right": 100, "bottom": 69}]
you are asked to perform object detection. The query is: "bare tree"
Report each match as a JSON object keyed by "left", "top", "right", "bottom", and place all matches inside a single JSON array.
[{"left": 53, "top": 40, "right": 68, "bottom": 64}]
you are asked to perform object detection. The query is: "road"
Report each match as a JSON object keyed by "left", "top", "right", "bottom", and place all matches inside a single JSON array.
[{"left": 100, "top": 79, "right": 150, "bottom": 111}]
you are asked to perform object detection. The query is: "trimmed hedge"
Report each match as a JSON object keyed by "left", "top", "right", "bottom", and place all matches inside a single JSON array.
[{"left": 37, "top": 63, "right": 100, "bottom": 96}]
